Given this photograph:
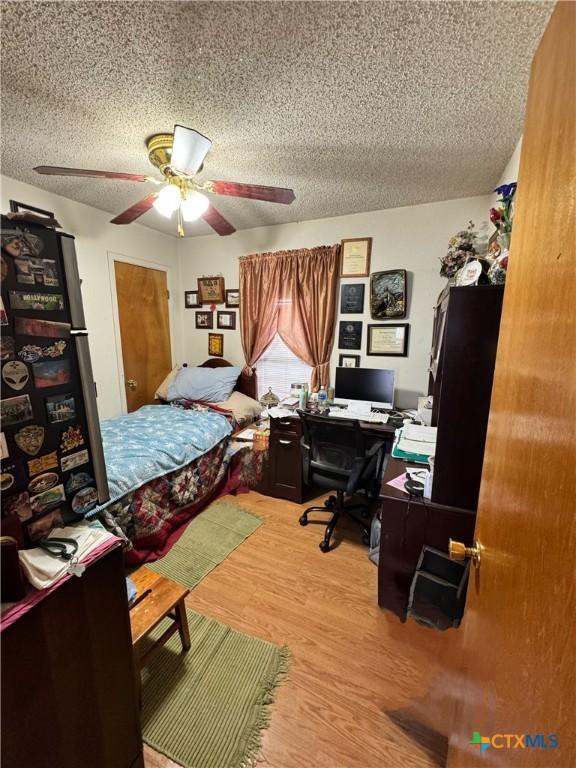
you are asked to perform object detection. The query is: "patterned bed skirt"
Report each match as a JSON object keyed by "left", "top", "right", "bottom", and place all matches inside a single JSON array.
[{"left": 99, "top": 438, "right": 233, "bottom": 564}]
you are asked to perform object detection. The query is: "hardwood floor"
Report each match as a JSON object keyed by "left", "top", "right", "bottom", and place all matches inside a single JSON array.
[{"left": 144, "top": 490, "right": 461, "bottom": 768}]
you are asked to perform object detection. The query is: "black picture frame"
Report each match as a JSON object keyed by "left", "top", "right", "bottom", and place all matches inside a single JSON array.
[
  {"left": 370, "top": 269, "right": 407, "bottom": 319},
  {"left": 338, "top": 320, "right": 362, "bottom": 350},
  {"left": 184, "top": 290, "right": 201, "bottom": 308},
  {"left": 340, "top": 283, "right": 365, "bottom": 314},
  {"left": 195, "top": 311, "right": 213, "bottom": 329},
  {"left": 338, "top": 354, "right": 360, "bottom": 368},
  {"left": 216, "top": 311, "right": 236, "bottom": 330},
  {"left": 225, "top": 289, "right": 240, "bottom": 308},
  {"left": 367, "top": 323, "right": 409, "bottom": 357}
]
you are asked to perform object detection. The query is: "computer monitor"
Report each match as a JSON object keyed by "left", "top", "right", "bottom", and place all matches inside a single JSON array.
[{"left": 334, "top": 367, "right": 395, "bottom": 410}]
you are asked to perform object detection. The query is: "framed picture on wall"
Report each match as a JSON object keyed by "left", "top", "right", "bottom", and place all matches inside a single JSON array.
[
  {"left": 225, "top": 289, "right": 240, "bottom": 308},
  {"left": 195, "top": 311, "right": 213, "bottom": 329},
  {"left": 340, "top": 238, "right": 372, "bottom": 277},
  {"left": 184, "top": 290, "right": 201, "bottom": 308},
  {"left": 338, "top": 320, "right": 362, "bottom": 350},
  {"left": 198, "top": 276, "right": 225, "bottom": 304},
  {"left": 340, "top": 284, "right": 365, "bottom": 314},
  {"left": 367, "top": 323, "right": 409, "bottom": 357},
  {"left": 208, "top": 333, "right": 224, "bottom": 357},
  {"left": 370, "top": 270, "right": 407, "bottom": 319},
  {"left": 217, "top": 311, "right": 236, "bottom": 330},
  {"left": 338, "top": 354, "right": 360, "bottom": 368}
]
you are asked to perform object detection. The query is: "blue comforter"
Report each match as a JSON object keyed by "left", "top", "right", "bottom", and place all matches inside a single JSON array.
[{"left": 99, "top": 405, "right": 232, "bottom": 506}]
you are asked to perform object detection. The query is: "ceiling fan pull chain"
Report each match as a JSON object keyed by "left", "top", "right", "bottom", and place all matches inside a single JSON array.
[{"left": 177, "top": 202, "right": 184, "bottom": 238}]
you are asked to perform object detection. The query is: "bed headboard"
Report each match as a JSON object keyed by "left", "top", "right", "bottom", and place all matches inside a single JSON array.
[{"left": 198, "top": 358, "right": 257, "bottom": 401}]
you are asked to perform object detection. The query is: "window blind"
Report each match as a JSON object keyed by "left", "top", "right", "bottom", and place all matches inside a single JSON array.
[{"left": 257, "top": 333, "right": 312, "bottom": 400}]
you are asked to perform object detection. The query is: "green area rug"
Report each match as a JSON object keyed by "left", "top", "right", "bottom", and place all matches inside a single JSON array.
[
  {"left": 148, "top": 499, "right": 263, "bottom": 588},
  {"left": 141, "top": 609, "right": 289, "bottom": 768}
]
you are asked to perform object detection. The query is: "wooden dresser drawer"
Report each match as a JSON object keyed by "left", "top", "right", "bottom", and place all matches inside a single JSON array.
[
  {"left": 269, "top": 423, "right": 303, "bottom": 503},
  {"left": 271, "top": 416, "right": 302, "bottom": 437}
]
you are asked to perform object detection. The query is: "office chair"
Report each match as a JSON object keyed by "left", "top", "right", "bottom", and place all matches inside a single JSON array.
[{"left": 298, "top": 411, "right": 386, "bottom": 553}]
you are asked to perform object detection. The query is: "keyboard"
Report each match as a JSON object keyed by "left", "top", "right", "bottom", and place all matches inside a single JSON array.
[{"left": 328, "top": 409, "right": 389, "bottom": 424}]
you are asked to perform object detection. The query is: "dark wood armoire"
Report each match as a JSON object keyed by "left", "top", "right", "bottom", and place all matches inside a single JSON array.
[{"left": 429, "top": 284, "right": 505, "bottom": 511}]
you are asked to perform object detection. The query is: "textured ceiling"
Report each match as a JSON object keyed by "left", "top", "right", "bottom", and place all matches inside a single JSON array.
[{"left": 1, "top": 1, "right": 552, "bottom": 237}]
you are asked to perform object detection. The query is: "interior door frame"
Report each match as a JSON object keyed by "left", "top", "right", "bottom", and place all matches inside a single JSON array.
[{"left": 107, "top": 251, "right": 176, "bottom": 414}]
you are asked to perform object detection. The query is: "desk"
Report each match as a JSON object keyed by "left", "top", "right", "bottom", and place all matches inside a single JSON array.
[
  {"left": 378, "top": 457, "right": 476, "bottom": 621},
  {"left": 252, "top": 413, "right": 396, "bottom": 503}
]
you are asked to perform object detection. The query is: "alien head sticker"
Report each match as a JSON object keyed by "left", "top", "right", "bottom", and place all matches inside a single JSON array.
[{"left": 2, "top": 361, "right": 29, "bottom": 391}]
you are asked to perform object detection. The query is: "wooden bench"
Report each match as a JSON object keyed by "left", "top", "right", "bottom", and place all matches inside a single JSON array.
[{"left": 129, "top": 567, "right": 191, "bottom": 668}]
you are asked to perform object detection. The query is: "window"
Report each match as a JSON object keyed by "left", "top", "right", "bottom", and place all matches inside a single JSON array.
[{"left": 257, "top": 333, "right": 312, "bottom": 400}]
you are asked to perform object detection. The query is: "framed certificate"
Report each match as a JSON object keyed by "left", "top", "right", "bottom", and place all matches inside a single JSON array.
[
  {"left": 367, "top": 324, "right": 409, "bottom": 357},
  {"left": 340, "top": 238, "right": 372, "bottom": 277}
]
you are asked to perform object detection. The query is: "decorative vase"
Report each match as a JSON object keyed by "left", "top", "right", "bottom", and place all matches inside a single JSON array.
[{"left": 488, "top": 233, "right": 510, "bottom": 285}]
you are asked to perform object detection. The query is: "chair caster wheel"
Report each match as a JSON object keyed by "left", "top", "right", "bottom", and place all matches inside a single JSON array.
[
  {"left": 299, "top": 515, "right": 308, "bottom": 526},
  {"left": 319, "top": 540, "right": 330, "bottom": 553},
  {"left": 362, "top": 532, "right": 370, "bottom": 546}
]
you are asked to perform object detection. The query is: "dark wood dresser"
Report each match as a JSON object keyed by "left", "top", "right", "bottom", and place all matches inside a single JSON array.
[
  {"left": 377, "top": 286, "right": 503, "bottom": 621},
  {"left": 1, "top": 542, "right": 143, "bottom": 768}
]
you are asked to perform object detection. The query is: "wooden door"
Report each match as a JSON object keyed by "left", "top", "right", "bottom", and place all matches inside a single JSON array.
[
  {"left": 448, "top": 3, "right": 575, "bottom": 765},
  {"left": 114, "top": 261, "right": 172, "bottom": 412}
]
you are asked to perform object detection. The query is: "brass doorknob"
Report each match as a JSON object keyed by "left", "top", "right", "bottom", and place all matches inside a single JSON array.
[
  {"left": 449, "top": 538, "right": 482, "bottom": 568},
  {"left": 126, "top": 378, "right": 138, "bottom": 389}
]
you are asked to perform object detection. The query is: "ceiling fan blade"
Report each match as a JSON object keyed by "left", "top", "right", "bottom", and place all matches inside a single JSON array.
[
  {"left": 110, "top": 193, "right": 158, "bottom": 225},
  {"left": 170, "top": 125, "right": 212, "bottom": 176},
  {"left": 201, "top": 204, "right": 236, "bottom": 236},
  {"left": 208, "top": 180, "right": 295, "bottom": 205},
  {"left": 34, "top": 166, "right": 149, "bottom": 182}
]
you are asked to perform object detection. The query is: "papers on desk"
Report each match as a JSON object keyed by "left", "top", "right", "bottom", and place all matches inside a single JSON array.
[
  {"left": 392, "top": 424, "right": 437, "bottom": 464},
  {"left": 234, "top": 427, "right": 256, "bottom": 442},
  {"left": 264, "top": 406, "right": 294, "bottom": 419}
]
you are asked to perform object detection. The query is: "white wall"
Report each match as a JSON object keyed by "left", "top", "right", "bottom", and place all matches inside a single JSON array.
[
  {"left": 0, "top": 175, "right": 180, "bottom": 419},
  {"left": 177, "top": 194, "right": 491, "bottom": 408},
  {"left": 495, "top": 137, "right": 522, "bottom": 191}
]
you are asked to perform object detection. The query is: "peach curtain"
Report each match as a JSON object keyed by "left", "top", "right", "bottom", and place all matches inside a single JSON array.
[{"left": 239, "top": 245, "right": 340, "bottom": 390}]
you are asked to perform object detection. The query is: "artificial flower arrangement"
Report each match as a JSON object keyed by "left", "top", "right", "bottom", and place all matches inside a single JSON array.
[
  {"left": 489, "top": 183, "right": 517, "bottom": 234},
  {"left": 487, "top": 182, "right": 517, "bottom": 284},
  {"left": 440, "top": 220, "right": 479, "bottom": 278}
]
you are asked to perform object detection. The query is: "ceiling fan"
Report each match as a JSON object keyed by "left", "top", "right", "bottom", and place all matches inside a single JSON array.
[{"left": 34, "top": 125, "right": 296, "bottom": 237}]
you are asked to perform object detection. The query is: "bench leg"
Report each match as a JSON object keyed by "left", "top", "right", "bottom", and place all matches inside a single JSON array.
[{"left": 175, "top": 598, "right": 191, "bottom": 652}]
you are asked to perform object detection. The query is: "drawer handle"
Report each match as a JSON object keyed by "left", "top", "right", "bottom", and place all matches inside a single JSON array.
[
  {"left": 279, "top": 439, "right": 292, "bottom": 445},
  {"left": 279, "top": 420, "right": 292, "bottom": 426}
]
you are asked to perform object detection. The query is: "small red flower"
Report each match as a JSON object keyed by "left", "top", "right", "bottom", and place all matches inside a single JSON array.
[
  {"left": 210, "top": 303, "right": 216, "bottom": 312},
  {"left": 489, "top": 208, "right": 502, "bottom": 224}
]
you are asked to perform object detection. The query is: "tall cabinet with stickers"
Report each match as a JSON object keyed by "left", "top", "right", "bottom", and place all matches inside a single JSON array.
[{"left": 0, "top": 213, "right": 109, "bottom": 545}]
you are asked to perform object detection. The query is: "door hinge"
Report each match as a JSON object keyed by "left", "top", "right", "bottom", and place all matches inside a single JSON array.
[{"left": 167, "top": 290, "right": 170, "bottom": 300}]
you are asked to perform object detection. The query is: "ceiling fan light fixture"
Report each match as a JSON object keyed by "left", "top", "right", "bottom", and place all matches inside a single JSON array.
[
  {"left": 153, "top": 183, "right": 181, "bottom": 218},
  {"left": 181, "top": 190, "right": 210, "bottom": 222}
]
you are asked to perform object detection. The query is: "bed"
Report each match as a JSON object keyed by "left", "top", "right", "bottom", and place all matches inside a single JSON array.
[{"left": 90, "top": 359, "right": 257, "bottom": 564}]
